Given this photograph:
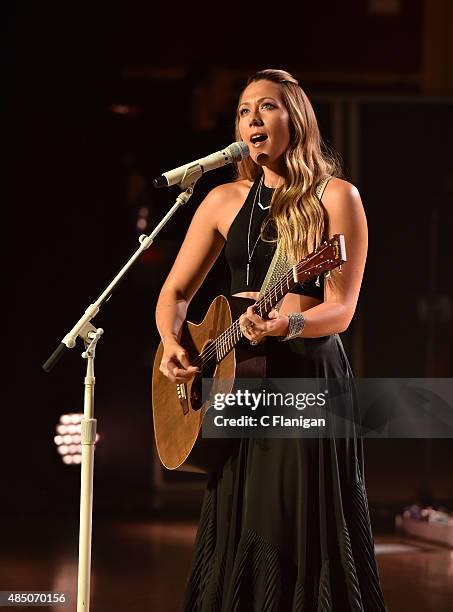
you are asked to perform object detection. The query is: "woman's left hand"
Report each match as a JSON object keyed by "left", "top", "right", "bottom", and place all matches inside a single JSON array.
[{"left": 239, "top": 305, "right": 289, "bottom": 345}]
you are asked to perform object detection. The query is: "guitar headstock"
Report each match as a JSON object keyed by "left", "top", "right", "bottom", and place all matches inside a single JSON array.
[{"left": 294, "top": 234, "right": 346, "bottom": 283}]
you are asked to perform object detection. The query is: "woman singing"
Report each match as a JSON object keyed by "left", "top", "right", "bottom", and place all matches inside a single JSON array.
[{"left": 155, "top": 69, "right": 387, "bottom": 611}]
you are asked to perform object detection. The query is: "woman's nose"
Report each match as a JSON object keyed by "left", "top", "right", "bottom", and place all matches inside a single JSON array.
[{"left": 249, "top": 112, "right": 264, "bottom": 126}]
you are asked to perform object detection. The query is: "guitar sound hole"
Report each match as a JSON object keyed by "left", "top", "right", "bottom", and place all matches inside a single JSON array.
[{"left": 190, "top": 343, "right": 216, "bottom": 411}]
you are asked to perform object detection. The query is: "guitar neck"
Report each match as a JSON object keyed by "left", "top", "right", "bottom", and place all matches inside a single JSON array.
[
  {"left": 255, "top": 268, "right": 298, "bottom": 318},
  {"left": 212, "top": 266, "right": 298, "bottom": 362}
]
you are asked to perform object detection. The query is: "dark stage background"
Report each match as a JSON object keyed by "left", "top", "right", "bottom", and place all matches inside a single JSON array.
[{"left": 5, "top": 0, "right": 453, "bottom": 585}]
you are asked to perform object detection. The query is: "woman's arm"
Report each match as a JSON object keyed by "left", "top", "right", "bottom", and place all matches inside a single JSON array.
[
  {"left": 155, "top": 184, "right": 227, "bottom": 337},
  {"left": 155, "top": 183, "right": 233, "bottom": 381},
  {"left": 299, "top": 178, "right": 368, "bottom": 336}
]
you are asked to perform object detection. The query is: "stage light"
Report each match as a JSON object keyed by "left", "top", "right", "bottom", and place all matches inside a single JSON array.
[
  {"left": 137, "top": 218, "right": 147, "bottom": 231},
  {"left": 136, "top": 205, "right": 149, "bottom": 232},
  {"left": 54, "top": 413, "right": 100, "bottom": 465},
  {"left": 110, "top": 104, "right": 140, "bottom": 116}
]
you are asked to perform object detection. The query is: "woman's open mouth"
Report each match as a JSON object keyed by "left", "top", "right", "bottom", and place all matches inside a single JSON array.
[{"left": 250, "top": 133, "right": 268, "bottom": 147}]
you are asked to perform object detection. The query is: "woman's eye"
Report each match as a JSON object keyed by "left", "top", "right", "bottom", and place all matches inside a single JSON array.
[{"left": 238, "top": 103, "right": 274, "bottom": 116}]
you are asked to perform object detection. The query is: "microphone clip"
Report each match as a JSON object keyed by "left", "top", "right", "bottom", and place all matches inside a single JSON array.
[{"left": 153, "top": 163, "right": 203, "bottom": 190}]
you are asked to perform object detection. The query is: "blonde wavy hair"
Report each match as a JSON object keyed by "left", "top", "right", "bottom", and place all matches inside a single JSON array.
[{"left": 235, "top": 69, "right": 342, "bottom": 264}]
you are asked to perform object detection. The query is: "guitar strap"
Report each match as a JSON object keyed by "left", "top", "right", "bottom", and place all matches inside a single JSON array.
[{"left": 258, "top": 176, "right": 332, "bottom": 301}]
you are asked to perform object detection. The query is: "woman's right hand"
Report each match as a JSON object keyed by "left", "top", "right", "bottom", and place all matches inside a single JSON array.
[{"left": 159, "top": 337, "right": 199, "bottom": 383}]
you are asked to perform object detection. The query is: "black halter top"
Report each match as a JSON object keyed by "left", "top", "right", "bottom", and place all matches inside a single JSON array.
[{"left": 224, "top": 176, "right": 324, "bottom": 299}]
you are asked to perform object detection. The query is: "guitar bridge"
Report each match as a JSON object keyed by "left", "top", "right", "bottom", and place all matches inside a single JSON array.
[{"left": 177, "top": 383, "right": 189, "bottom": 415}]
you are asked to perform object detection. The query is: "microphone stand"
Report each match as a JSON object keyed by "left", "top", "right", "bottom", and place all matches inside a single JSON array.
[{"left": 42, "top": 169, "right": 202, "bottom": 612}]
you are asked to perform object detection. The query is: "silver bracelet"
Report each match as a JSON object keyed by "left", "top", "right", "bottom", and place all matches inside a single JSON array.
[{"left": 279, "top": 313, "right": 305, "bottom": 341}]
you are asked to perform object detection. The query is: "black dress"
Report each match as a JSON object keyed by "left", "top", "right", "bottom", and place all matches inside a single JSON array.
[{"left": 182, "top": 177, "right": 387, "bottom": 611}]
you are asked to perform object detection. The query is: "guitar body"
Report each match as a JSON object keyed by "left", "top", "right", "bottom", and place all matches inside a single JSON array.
[{"left": 152, "top": 295, "right": 265, "bottom": 474}]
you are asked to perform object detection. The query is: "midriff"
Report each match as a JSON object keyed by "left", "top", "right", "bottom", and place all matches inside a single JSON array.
[{"left": 232, "top": 291, "right": 322, "bottom": 315}]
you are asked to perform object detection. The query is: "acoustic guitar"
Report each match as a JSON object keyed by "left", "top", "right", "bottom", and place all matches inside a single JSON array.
[{"left": 152, "top": 234, "right": 346, "bottom": 473}]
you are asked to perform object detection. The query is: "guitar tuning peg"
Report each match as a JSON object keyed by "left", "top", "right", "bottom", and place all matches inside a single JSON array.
[
  {"left": 315, "top": 276, "right": 320, "bottom": 287},
  {"left": 325, "top": 270, "right": 331, "bottom": 279}
]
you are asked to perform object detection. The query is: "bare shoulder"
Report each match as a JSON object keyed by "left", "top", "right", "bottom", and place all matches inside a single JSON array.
[
  {"left": 322, "top": 177, "right": 362, "bottom": 210},
  {"left": 202, "top": 179, "right": 253, "bottom": 238},
  {"left": 321, "top": 177, "right": 367, "bottom": 243},
  {"left": 204, "top": 178, "right": 252, "bottom": 205},
  {"left": 321, "top": 178, "right": 365, "bottom": 229}
]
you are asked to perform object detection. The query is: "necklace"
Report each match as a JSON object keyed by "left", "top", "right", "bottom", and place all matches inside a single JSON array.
[{"left": 246, "top": 175, "right": 270, "bottom": 286}]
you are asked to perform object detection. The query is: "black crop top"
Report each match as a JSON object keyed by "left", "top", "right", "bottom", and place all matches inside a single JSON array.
[{"left": 224, "top": 176, "right": 324, "bottom": 299}]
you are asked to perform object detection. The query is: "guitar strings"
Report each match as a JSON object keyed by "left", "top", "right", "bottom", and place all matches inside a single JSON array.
[
  {"left": 191, "top": 265, "right": 297, "bottom": 369},
  {"left": 190, "top": 259, "right": 332, "bottom": 371},
  {"left": 191, "top": 260, "right": 330, "bottom": 370},
  {"left": 190, "top": 283, "right": 287, "bottom": 370},
  {"left": 191, "top": 259, "right": 332, "bottom": 369}
]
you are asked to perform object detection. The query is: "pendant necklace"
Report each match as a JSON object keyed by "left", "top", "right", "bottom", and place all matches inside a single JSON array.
[{"left": 246, "top": 175, "right": 270, "bottom": 286}]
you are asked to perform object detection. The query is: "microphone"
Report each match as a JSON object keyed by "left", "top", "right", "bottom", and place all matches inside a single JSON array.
[{"left": 153, "top": 141, "right": 249, "bottom": 188}]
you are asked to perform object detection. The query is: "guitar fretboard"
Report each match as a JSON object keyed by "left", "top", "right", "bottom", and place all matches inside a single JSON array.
[
  {"left": 211, "top": 266, "right": 295, "bottom": 362},
  {"left": 213, "top": 262, "right": 325, "bottom": 363}
]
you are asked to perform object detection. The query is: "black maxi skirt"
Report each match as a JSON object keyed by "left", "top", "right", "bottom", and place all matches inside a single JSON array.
[{"left": 182, "top": 334, "right": 387, "bottom": 611}]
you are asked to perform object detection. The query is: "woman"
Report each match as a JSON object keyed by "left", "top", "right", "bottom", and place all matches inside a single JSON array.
[{"left": 155, "top": 69, "right": 387, "bottom": 611}]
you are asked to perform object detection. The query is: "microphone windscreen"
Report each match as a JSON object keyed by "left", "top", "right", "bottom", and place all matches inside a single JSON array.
[{"left": 228, "top": 141, "right": 250, "bottom": 161}]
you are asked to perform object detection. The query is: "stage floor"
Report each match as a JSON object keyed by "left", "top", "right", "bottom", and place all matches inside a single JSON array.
[{"left": 1, "top": 514, "right": 452, "bottom": 611}]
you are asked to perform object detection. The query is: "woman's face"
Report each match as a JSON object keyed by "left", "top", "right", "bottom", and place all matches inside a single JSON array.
[{"left": 237, "top": 79, "right": 291, "bottom": 167}]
